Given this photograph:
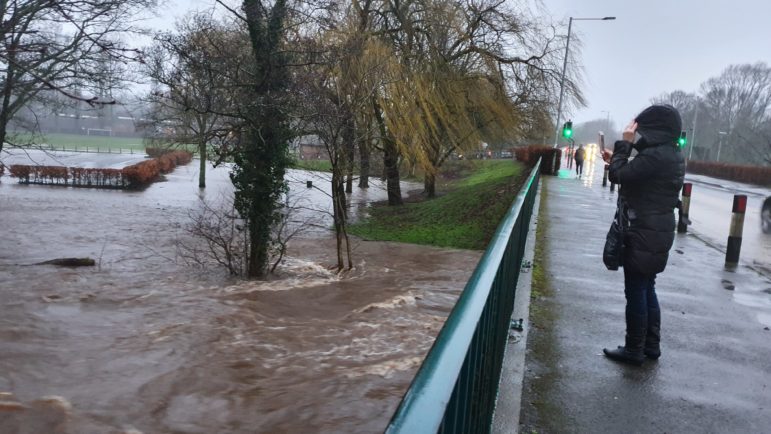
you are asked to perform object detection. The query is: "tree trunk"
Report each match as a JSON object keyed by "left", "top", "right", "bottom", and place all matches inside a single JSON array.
[
  {"left": 373, "top": 98, "right": 402, "bottom": 205},
  {"left": 344, "top": 119, "right": 355, "bottom": 193},
  {"left": 37, "top": 258, "right": 95, "bottom": 267},
  {"left": 384, "top": 139, "right": 403, "bottom": 205},
  {"left": 198, "top": 140, "right": 207, "bottom": 189},
  {"left": 247, "top": 216, "right": 270, "bottom": 278},
  {"left": 424, "top": 171, "right": 436, "bottom": 198},
  {"left": 331, "top": 170, "right": 347, "bottom": 270},
  {"left": 359, "top": 132, "right": 370, "bottom": 188},
  {"left": 0, "top": 66, "right": 15, "bottom": 154}
]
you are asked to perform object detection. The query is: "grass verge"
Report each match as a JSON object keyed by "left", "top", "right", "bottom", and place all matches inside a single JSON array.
[
  {"left": 291, "top": 159, "right": 333, "bottom": 172},
  {"left": 348, "top": 160, "right": 525, "bottom": 250}
]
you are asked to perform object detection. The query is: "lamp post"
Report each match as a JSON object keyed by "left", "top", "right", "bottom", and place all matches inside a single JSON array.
[
  {"left": 688, "top": 100, "right": 700, "bottom": 161},
  {"left": 553, "top": 16, "right": 616, "bottom": 149},
  {"left": 717, "top": 131, "right": 728, "bottom": 162},
  {"left": 601, "top": 110, "right": 611, "bottom": 135}
]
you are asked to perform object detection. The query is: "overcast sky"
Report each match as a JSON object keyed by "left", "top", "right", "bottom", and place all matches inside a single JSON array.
[
  {"left": 542, "top": 0, "right": 771, "bottom": 126},
  {"left": 147, "top": 0, "right": 771, "bottom": 127}
]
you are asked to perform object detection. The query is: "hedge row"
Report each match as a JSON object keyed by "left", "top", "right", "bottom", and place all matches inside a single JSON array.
[
  {"left": 146, "top": 147, "right": 175, "bottom": 158},
  {"left": 686, "top": 160, "right": 771, "bottom": 186},
  {"left": 514, "top": 145, "right": 562, "bottom": 175},
  {"left": 10, "top": 150, "right": 193, "bottom": 189}
]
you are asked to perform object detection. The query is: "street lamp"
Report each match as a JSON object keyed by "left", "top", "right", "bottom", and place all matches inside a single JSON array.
[
  {"left": 717, "top": 131, "right": 728, "bottom": 162},
  {"left": 553, "top": 16, "right": 616, "bottom": 149},
  {"left": 601, "top": 110, "right": 611, "bottom": 135}
]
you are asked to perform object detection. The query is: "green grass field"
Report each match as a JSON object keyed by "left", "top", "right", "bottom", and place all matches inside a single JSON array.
[
  {"left": 9, "top": 132, "right": 204, "bottom": 155},
  {"left": 11, "top": 132, "right": 146, "bottom": 151},
  {"left": 349, "top": 160, "right": 526, "bottom": 250}
]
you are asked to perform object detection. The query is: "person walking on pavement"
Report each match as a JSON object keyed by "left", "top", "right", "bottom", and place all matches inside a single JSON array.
[
  {"left": 574, "top": 144, "right": 586, "bottom": 178},
  {"left": 601, "top": 104, "right": 685, "bottom": 366}
]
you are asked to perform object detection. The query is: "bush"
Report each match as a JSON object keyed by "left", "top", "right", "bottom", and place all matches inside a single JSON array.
[
  {"left": 686, "top": 160, "right": 771, "bottom": 186},
  {"left": 10, "top": 165, "right": 30, "bottom": 182},
  {"left": 122, "top": 159, "right": 161, "bottom": 188},
  {"left": 515, "top": 145, "right": 562, "bottom": 175},
  {"left": 8, "top": 150, "right": 193, "bottom": 189}
]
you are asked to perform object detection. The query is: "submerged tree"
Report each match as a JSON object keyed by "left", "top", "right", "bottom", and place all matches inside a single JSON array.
[
  {"left": 146, "top": 15, "right": 241, "bottom": 188},
  {"left": 229, "top": 0, "right": 294, "bottom": 277},
  {"left": 294, "top": 22, "right": 392, "bottom": 270}
]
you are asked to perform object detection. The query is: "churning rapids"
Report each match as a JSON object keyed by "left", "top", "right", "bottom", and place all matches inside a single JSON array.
[{"left": 0, "top": 152, "right": 481, "bottom": 434}]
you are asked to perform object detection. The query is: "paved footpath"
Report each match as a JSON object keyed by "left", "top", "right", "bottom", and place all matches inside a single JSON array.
[{"left": 518, "top": 161, "right": 771, "bottom": 434}]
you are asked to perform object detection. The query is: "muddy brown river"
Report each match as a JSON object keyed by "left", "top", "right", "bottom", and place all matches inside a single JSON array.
[{"left": 0, "top": 153, "right": 480, "bottom": 433}]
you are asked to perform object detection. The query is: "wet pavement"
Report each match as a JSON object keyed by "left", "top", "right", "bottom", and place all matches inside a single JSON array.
[
  {"left": 0, "top": 158, "right": 481, "bottom": 433},
  {"left": 518, "top": 161, "right": 771, "bottom": 433}
]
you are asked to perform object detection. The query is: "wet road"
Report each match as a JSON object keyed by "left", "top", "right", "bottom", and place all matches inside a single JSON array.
[
  {"left": 684, "top": 174, "right": 770, "bottom": 271},
  {"left": 0, "top": 155, "right": 481, "bottom": 433},
  {"left": 561, "top": 152, "right": 770, "bottom": 271}
]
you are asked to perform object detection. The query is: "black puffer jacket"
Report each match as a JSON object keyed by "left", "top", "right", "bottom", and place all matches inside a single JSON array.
[{"left": 609, "top": 105, "right": 685, "bottom": 274}]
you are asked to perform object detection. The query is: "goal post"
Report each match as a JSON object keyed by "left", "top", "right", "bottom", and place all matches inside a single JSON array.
[{"left": 86, "top": 128, "right": 113, "bottom": 137}]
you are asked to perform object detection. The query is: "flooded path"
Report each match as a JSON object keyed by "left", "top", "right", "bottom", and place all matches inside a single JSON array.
[{"left": 0, "top": 157, "right": 480, "bottom": 433}]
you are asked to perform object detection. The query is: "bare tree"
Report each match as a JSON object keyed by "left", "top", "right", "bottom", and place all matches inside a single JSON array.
[
  {"left": 656, "top": 64, "right": 771, "bottom": 165},
  {"left": 699, "top": 63, "right": 771, "bottom": 164},
  {"left": 292, "top": 27, "right": 388, "bottom": 270},
  {"left": 573, "top": 118, "right": 619, "bottom": 146},
  {"left": 177, "top": 193, "right": 307, "bottom": 276},
  {"left": 145, "top": 15, "right": 244, "bottom": 188},
  {"left": 0, "top": 0, "right": 156, "bottom": 153}
]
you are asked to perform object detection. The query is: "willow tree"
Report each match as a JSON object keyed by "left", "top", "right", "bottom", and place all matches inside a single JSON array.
[{"left": 358, "top": 0, "right": 582, "bottom": 201}]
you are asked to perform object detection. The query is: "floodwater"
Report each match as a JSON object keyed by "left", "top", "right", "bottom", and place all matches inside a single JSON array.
[{"left": 0, "top": 152, "right": 481, "bottom": 433}]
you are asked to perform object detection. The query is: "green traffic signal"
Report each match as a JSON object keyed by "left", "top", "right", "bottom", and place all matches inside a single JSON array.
[
  {"left": 678, "top": 131, "right": 687, "bottom": 147},
  {"left": 562, "top": 121, "right": 573, "bottom": 139}
]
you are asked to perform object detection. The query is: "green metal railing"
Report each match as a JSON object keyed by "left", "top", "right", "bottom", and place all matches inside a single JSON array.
[{"left": 385, "top": 158, "right": 542, "bottom": 434}]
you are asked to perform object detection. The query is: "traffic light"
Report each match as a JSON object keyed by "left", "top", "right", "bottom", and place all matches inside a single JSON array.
[
  {"left": 678, "top": 131, "right": 687, "bottom": 147},
  {"left": 562, "top": 121, "right": 573, "bottom": 139}
]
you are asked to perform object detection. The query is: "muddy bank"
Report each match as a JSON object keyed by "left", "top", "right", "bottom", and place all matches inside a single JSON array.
[{"left": 0, "top": 161, "right": 480, "bottom": 433}]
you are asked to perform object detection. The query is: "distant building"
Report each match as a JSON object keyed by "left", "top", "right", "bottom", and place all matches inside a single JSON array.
[{"left": 292, "top": 135, "right": 327, "bottom": 160}]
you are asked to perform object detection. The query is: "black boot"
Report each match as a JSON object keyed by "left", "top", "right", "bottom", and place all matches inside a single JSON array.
[
  {"left": 644, "top": 307, "right": 661, "bottom": 360},
  {"left": 604, "top": 312, "right": 646, "bottom": 366}
]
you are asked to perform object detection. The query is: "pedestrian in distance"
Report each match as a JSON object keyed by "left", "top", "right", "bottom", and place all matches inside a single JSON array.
[
  {"left": 600, "top": 104, "right": 685, "bottom": 366},
  {"left": 574, "top": 144, "right": 586, "bottom": 178}
]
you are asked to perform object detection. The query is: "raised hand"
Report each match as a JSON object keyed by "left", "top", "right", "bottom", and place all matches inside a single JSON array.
[{"left": 622, "top": 120, "right": 638, "bottom": 142}]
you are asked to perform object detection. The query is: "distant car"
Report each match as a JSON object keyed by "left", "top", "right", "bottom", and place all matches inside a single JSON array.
[{"left": 762, "top": 197, "right": 771, "bottom": 234}]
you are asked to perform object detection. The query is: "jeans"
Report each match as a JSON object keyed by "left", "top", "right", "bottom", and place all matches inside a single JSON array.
[
  {"left": 575, "top": 160, "right": 584, "bottom": 175},
  {"left": 624, "top": 270, "right": 659, "bottom": 318}
]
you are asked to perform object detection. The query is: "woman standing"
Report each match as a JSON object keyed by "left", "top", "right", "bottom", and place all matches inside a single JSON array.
[{"left": 601, "top": 104, "right": 685, "bottom": 366}]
